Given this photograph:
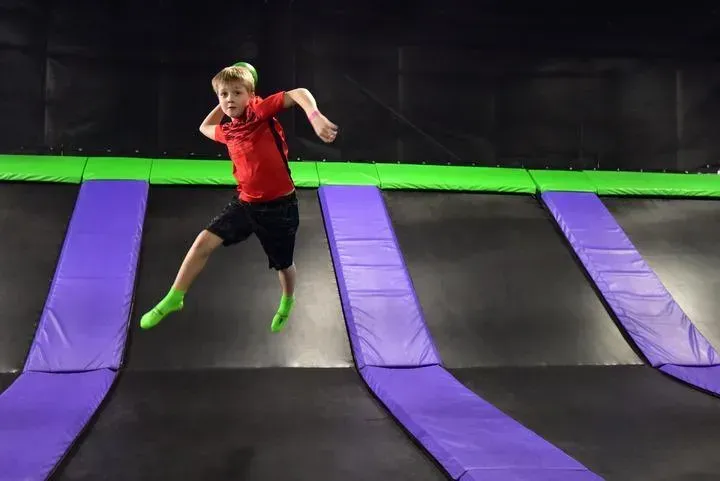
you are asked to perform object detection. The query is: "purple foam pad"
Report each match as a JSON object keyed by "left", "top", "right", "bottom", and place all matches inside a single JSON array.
[
  {"left": 24, "top": 180, "right": 148, "bottom": 372},
  {"left": 362, "top": 365, "right": 602, "bottom": 481},
  {"left": 460, "top": 468, "right": 603, "bottom": 481},
  {"left": 0, "top": 369, "right": 115, "bottom": 480},
  {"left": 541, "top": 192, "right": 718, "bottom": 367},
  {"left": 659, "top": 364, "right": 720, "bottom": 395},
  {"left": 318, "top": 185, "right": 441, "bottom": 369}
]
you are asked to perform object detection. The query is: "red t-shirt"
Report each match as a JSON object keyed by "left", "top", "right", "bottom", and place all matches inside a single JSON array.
[{"left": 214, "top": 91, "right": 295, "bottom": 203}]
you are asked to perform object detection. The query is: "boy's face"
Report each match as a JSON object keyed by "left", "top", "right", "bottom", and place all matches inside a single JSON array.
[{"left": 217, "top": 80, "right": 252, "bottom": 118}]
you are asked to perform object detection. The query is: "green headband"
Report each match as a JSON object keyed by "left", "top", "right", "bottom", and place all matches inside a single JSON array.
[{"left": 232, "top": 61, "right": 258, "bottom": 86}]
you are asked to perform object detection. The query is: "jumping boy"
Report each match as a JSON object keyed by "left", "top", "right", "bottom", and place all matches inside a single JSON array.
[{"left": 139, "top": 63, "right": 338, "bottom": 332}]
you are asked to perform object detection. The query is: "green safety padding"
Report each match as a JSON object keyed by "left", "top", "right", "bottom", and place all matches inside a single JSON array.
[
  {"left": 528, "top": 169, "right": 596, "bottom": 193},
  {"left": 288, "top": 161, "right": 320, "bottom": 187},
  {"left": 82, "top": 157, "right": 153, "bottom": 181},
  {"left": 0, "top": 155, "right": 87, "bottom": 183},
  {"left": 317, "top": 162, "right": 380, "bottom": 186},
  {"left": 150, "top": 159, "right": 236, "bottom": 185},
  {"left": 149, "top": 159, "right": 319, "bottom": 187},
  {"left": 586, "top": 170, "right": 720, "bottom": 197},
  {"left": 376, "top": 164, "right": 536, "bottom": 193}
]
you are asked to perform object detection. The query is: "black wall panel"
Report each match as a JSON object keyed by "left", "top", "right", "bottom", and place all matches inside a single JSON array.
[
  {"left": 0, "top": 50, "right": 45, "bottom": 152},
  {"left": 1, "top": 0, "right": 719, "bottom": 171},
  {"left": 154, "top": 0, "right": 264, "bottom": 159},
  {"left": 0, "top": 1, "right": 46, "bottom": 152}
]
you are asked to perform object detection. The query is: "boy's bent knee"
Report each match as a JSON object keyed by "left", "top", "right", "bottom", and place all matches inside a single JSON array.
[
  {"left": 193, "top": 230, "right": 223, "bottom": 256},
  {"left": 270, "top": 259, "right": 295, "bottom": 271},
  {"left": 277, "top": 262, "right": 295, "bottom": 273}
]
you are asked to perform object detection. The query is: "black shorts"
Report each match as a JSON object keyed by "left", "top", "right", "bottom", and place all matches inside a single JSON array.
[{"left": 206, "top": 191, "right": 299, "bottom": 270}]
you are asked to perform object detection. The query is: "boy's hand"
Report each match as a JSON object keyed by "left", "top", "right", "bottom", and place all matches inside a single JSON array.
[{"left": 309, "top": 111, "right": 338, "bottom": 143}]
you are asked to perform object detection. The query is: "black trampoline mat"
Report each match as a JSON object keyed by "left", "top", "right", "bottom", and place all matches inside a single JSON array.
[
  {"left": 0, "top": 182, "right": 78, "bottom": 373},
  {"left": 0, "top": 373, "right": 15, "bottom": 393},
  {"left": 453, "top": 365, "right": 720, "bottom": 481},
  {"left": 125, "top": 186, "right": 353, "bottom": 370},
  {"left": 383, "top": 190, "right": 641, "bottom": 368},
  {"left": 603, "top": 197, "right": 720, "bottom": 350},
  {"left": 53, "top": 368, "right": 448, "bottom": 481}
]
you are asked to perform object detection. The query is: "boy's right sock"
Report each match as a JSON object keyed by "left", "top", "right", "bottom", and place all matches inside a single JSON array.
[
  {"left": 271, "top": 294, "right": 295, "bottom": 332},
  {"left": 140, "top": 287, "right": 185, "bottom": 330}
]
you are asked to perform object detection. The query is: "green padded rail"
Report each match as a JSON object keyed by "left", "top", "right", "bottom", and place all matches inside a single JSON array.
[
  {"left": 529, "top": 169, "right": 596, "bottom": 193},
  {"left": 6, "top": 154, "right": 720, "bottom": 198},
  {"left": 288, "top": 161, "right": 320, "bottom": 187},
  {"left": 149, "top": 159, "right": 320, "bottom": 187},
  {"left": 377, "top": 164, "right": 537, "bottom": 193},
  {"left": 0, "top": 155, "right": 87, "bottom": 183},
  {"left": 150, "top": 159, "right": 237, "bottom": 185},
  {"left": 82, "top": 156, "right": 153, "bottom": 181},
  {"left": 586, "top": 170, "right": 720, "bottom": 197},
  {"left": 317, "top": 161, "right": 380, "bottom": 186}
]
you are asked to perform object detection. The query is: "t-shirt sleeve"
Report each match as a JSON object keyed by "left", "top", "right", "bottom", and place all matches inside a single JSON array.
[
  {"left": 253, "top": 91, "right": 286, "bottom": 120},
  {"left": 214, "top": 124, "right": 227, "bottom": 144}
]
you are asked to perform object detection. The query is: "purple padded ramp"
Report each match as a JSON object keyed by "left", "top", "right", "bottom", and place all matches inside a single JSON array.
[
  {"left": 460, "top": 469, "right": 603, "bottom": 481},
  {"left": 363, "top": 365, "right": 602, "bottom": 481},
  {"left": 24, "top": 180, "right": 148, "bottom": 372},
  {"left": 318, "top": 185, "right": 441, "bottom": 368},
  {"left": 0, "top": 369, "right": 115, "bottom": 481},
  {"left": 542, "top": 192, "right": 718, "bottom": 367},
  {"left": 659, "top": 365, "right": 720, "bottom": 395}
]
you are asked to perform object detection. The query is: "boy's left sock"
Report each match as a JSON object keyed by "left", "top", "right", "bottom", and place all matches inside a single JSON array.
[
  {"left": 271, "top": 294, "right": 295, "bottom": 332},
  {"left": 140, "top": 287, "right": 185, "bottom": 330}
]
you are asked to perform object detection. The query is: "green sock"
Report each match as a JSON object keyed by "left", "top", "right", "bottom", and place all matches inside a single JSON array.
[
  {"left": 271, "top": 294, "right": 295, "bottom": 332},
  {"left": 140, "top": 287, "right": 185, "bottom": 330}
]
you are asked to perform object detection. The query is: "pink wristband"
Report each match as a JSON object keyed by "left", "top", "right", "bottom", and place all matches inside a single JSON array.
[{"left": 308, "top": 109, "right": 320, "bottom": 120}]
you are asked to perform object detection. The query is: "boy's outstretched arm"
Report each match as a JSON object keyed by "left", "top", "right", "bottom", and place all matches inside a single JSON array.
[
  {"left": 199, "top": 104, "right": 225, "bottom": 140},
  {"left": 284, "top": 88, "right": 338, "bottom": 143}
]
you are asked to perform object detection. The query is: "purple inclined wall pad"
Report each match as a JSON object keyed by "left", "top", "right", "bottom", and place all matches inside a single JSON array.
[
  {"left": 319, "top": 185, "right": 603, "bottom": 480},
  {"left": 542, "top": 191, "right": 720, "bottom": 396},
  {"left": 318, "top": 184, "right": 441, "bottom": 368},
  {"left": 0, "top": 369, "right": 115, "bottom": 481},
  {"left": 0, "top": 179, "right": 148, "bottom": 480},
  {"left": 25, "top": 180, "right": 148, "bottom": 372}
]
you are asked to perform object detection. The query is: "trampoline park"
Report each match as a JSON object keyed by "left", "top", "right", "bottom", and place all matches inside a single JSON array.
[{"left": 2, "top": 154, "right": 720, "bottom": 480}]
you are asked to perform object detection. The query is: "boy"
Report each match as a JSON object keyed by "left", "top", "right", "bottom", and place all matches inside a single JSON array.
[{"left": 139, "top": 64, "right": 338, "bottom": 332}]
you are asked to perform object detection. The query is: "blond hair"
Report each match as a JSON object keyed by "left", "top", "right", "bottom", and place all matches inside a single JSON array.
[{"left": 211, "top": 66, "right": 255, "bottom": 94}]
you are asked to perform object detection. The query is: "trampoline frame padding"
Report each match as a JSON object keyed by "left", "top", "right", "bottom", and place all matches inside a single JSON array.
[
  {"left": 0, "top": 179, "right": 148, "bottom": 480},
  {"left": 319, "top": 185, "right": 602, "bottom": 480},
  {"left": 541, "top": 191, "right": 718, "bottom": 368},
  {"left": 24, "top": 180, "right": 148, "bottom": 372},
  {"left": 0, "top": 370, "right": 115, "bottom": 481},
  {"left": 318, "top": 185, "right": 441, "bottom": 369}
]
